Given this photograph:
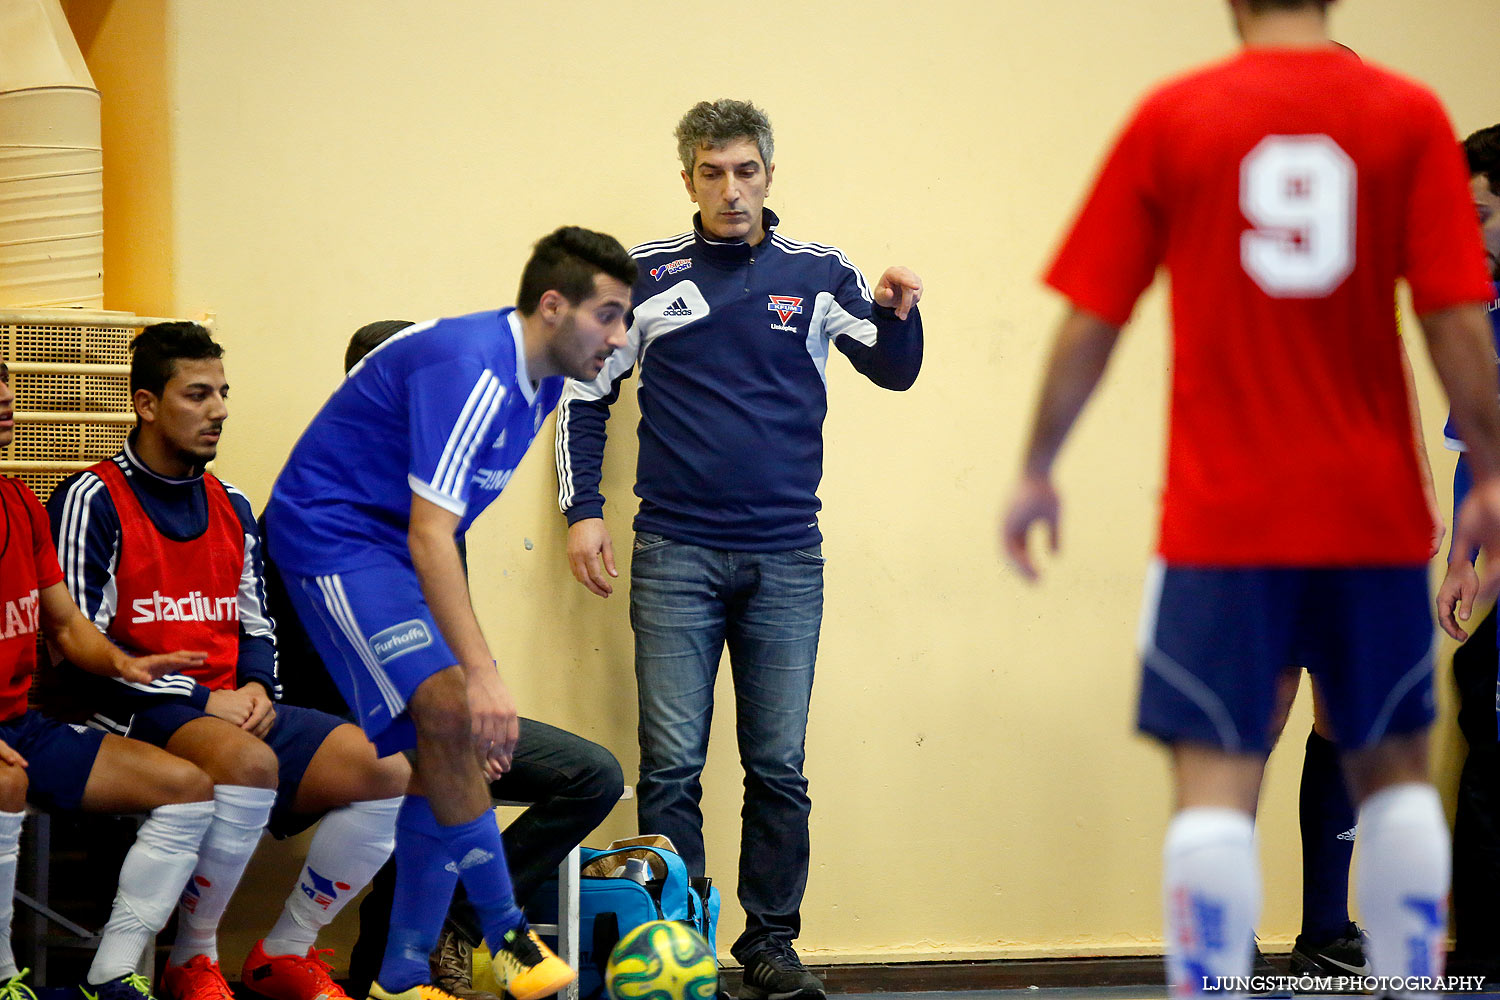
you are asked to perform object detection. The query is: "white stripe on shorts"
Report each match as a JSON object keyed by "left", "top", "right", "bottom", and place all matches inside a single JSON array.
[
  {"left": 1362, "top": 644, "right": 1435, "bottom": 747},
  {"left": 1136, "top": 557, "right": 1242, "bottom": 751},
  {"left": 314, "top": 574, "right": 407, "bottom": 719}
]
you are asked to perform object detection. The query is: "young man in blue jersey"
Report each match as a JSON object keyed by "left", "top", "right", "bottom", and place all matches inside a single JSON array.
[
  {"left": 268, "top": 319, "right": 625, "bottom": 1000},
  {"left": 264, "top": 226, "right": 635, "bottom": 1000},
  {"left": 1435, "top": 123, "right": 1500, "bottom": 982},
  {"left": 48, "top": 323, "right": 411, "bottom": 1000},
  {"left": 556, "top": 99, "right": 924, "bottom": 1000}
]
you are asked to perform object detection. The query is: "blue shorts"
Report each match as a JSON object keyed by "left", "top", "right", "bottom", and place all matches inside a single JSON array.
[
  {"left": 0, "top": 711, "right": 105, "bottom": 811},
  {"left": 1137, "top": 561, "right": 1435, "bottom": 753},
  {"left": 94, "top": 697, "right": 342, "bottom": 837},
  {"left": 279, "top": 557, "right": 458, "bottom": 757}
]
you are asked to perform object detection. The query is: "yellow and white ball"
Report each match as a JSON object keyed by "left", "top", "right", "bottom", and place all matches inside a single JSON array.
[{"left": 605, "top": 920, "right": 718, "bottom": 1000}]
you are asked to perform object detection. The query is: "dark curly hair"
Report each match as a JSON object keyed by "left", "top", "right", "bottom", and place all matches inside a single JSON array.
[
  {"left": 1465, "top": 124, "right": 1500, "bottom": 194},
  {"left": 675, "top": 99, "right": 773, "bottom": 174},
  {"left": 516, "top": 226, "right": 636, "bottom": 315},
  {"left": 130, "top": 322, "right": 223, "bottom": 397}
]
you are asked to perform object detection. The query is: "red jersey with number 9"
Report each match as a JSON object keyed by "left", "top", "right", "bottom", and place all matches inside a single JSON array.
[{"left": 1045, "top": 47, "right": 1493, "bottom": 565}]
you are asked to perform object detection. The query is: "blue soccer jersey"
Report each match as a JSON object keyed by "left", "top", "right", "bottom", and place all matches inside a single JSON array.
[
  {"left": 266, "top": 309, "right": 563, "bottom": 574},
  {"left": 1443, "top": 284, "right": 1500, "bottom": 451}
]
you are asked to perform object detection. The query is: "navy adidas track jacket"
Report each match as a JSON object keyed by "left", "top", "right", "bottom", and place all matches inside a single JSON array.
[{"left": 555, "top": 209, "right": 923, "bottom": 552}]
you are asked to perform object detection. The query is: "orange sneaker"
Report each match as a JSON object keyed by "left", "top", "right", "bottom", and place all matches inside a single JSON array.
[
  {"left": 489, "top": 927, "right": 575, "bottom": 1000},
  {"left": 241, "top": 941, "right": 351, "bottom": 1000},
  {"left": 160, "top": 957, "right": 235, "bottom": 1000},
  {"left": 368, "top": 985, "right": 464, "bottom": 1000}
]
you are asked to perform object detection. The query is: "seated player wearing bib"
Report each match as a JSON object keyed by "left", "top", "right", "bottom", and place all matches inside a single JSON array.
[
  {"left": 46, "top": 325, "right": 410, "bottom": 1000},
  {"left": 263, "top": 226, "right": 635, "bottom": 1000},
  {"left": 0, "top": 357, "right": 217, "bottom": 1000}
]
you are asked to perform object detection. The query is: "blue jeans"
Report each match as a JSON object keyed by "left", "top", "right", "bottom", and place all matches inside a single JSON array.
[{"left": 629, "top": 531, "right": 823, "bottom": 958}]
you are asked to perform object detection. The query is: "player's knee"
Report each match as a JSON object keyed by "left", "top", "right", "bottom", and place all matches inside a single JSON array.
[
  {"left": 156, "top": 757, "right": 214, "bottom": 804},
  {"left": 208, "top": 736, "right": 279, "bottom": 789},
  {"left": 364, "top": 751, "right": 411, "bottom": 799},
  {"left": 1345, "top": 729, "right": 1429, "bottom": 802},
  {"left": 0, "top": 762, "right": 28, "bottom": 811},
  {"left": 413, "top": 702, "right": 471, "bottom": 749},
  {"left": 409, "top": 668, "right": 472, "bottom": 748}
]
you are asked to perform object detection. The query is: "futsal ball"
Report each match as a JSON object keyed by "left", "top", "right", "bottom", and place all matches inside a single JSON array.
[{"left": 605, "top": 920, "right": 719, "bottom": 1000}]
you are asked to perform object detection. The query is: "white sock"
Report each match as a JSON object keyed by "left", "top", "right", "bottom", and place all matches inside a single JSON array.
[
  {"left": 169, "top": 785, "right": 275, "bottom": 966},
  {"left": 1356, "top": 783, "right": 1449, "bottom": 998},
  {"left": 1163, "top": 807, "right": 1259, "bottom": 996},
  {"left": 262, "top": 796, "right": 401, "bottom": 957},
  {"left": 89, "top": 800, "right": 214, "bottom": 983},
  {"left": 0, "top": 810, "right": 25, "bottom": 981}
]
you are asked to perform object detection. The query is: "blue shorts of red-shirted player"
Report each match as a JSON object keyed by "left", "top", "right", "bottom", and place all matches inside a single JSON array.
[
  {"left": 1136, "top": 560, "right": 1434, "bottom": 754},
  {"left": 280, "top": 554, "right": 459, "bottom": 758},
  {"left": 0, "top": 711, "right": 106, "bottom": 811}
]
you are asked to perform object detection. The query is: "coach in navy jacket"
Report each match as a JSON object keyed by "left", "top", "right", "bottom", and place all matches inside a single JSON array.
[{"left": 555, "top": 99, "right": 922, "bottom": 999}]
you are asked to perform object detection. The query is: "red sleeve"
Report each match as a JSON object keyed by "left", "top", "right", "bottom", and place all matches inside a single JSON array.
[
  {"left": 1402, "top": 91, "right": 1494, "bottom": 314},
  {"left": 1044, "top": 101, "right": 1166, "bottom": 326},
  {"left": 20, "top": 483, "right": 62, "bottom": 589}
]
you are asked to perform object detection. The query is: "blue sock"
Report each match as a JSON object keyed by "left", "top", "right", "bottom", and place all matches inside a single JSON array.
[
  {"left": 435, "top": 811, "right": 524, "bottom": 952},
  {"left": 1299, "top": 729, "right": 1355, "bottom": 942},
  {"left": 378, "top": 797, "right": 459, "bottom": 992}
]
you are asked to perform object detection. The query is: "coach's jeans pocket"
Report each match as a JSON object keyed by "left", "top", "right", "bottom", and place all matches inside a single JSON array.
[{"left": 633, "top": 531, "right": 674, "bottom": 555}]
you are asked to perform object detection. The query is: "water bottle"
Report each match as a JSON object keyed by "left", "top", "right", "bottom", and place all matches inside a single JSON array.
[{"left": 622, "top": 856, "right": 651, "bottom": 885}]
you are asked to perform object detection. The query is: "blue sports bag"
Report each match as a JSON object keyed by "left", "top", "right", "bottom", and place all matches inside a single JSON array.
[{"left": 530, "top": 845, "right": 721, "bottom": 999}]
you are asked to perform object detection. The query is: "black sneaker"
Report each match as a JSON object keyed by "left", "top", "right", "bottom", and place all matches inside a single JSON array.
[
  {"left": 1290, "top": 922, "right": 1371, "bottom": 986},
  {"left": 1250, "top": 939, "right": 1289, "bottom": 999},
  {"left": 737, "top": 942, "right": 824, "bottom": 1000}
]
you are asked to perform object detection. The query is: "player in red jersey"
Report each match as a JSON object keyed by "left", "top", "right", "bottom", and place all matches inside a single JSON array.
[
  {"left": 0, "top": 358, "right": 218, "bottom": 1000},
  {"left": 1002, "top": 1, "right": 1500, "bottom": 996}
]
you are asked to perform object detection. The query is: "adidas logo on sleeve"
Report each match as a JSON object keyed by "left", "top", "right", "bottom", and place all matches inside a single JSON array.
[{"left": 662, "top": 297, "right": 693, "bottom": 317}]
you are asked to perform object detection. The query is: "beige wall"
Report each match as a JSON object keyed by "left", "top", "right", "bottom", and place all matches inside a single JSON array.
[{"left": 63, "top": 0, "right": 1499, "bottom": 968}]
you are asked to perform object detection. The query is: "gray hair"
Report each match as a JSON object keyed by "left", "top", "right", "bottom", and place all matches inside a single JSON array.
[{"left": 674, "top": 99, "right": 774, "bottom": 174}]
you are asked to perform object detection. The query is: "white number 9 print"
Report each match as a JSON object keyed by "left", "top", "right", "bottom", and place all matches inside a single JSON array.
[{"left": 1239, "top": 135, "right": 1356, "bottom": 297}]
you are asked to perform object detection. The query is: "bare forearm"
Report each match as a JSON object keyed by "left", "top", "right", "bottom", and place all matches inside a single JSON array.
[
  {"left": 1424, "top": 304, "right": 1500, "bottom": 479},
  {"left": 39, "top": 583, "right": 127, "bottom": 678},
  {"left": 54, "top": 624, "right": 127, "bottom": 677},
  {"left": 1398, "top": 341, "right": 1437, "bottom": 496},
  {"left": 1020, "top": 308, "right": 1123, "bottom": 478}
]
